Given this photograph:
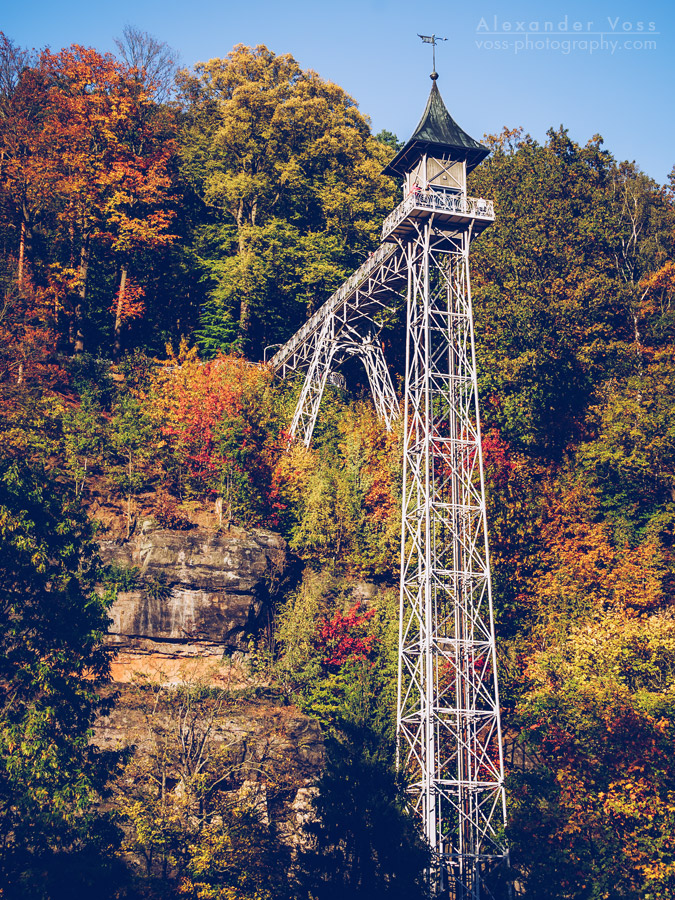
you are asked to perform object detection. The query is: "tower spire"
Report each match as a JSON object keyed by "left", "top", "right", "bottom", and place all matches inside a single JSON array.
[{"left": 382, "top": 80, "right": 488, "bottom": 179}]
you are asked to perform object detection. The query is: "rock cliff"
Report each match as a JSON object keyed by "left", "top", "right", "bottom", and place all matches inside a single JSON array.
[
  {"left": 95, "top": 685, "right": 324, "bottom": 858},
  {"left": 99, "top": 524, "right": 290, "bottom": 682}
]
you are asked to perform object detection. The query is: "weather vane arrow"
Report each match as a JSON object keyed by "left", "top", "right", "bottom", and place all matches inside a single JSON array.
[{"left": 418, "top": 33, "right": 447, "bottom": 79}]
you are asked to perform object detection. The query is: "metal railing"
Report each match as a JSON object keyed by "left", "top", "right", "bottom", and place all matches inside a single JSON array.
[{"left": 382, "top": 190, "right": 494, "bottom": 240}]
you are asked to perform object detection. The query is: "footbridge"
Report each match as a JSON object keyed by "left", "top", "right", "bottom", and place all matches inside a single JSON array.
[
  {"left": 269, "top": 187, "right": 493, "bottom": 446},
  {"left": 269, "top": 241, "right": 405, "bottom": 445}
]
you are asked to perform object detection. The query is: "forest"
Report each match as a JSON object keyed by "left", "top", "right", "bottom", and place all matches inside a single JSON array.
[{"left": 1, "top": 25, "right": 675, "bottom": 900}]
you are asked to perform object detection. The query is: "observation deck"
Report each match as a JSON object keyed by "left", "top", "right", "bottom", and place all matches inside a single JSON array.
[{"left": 381, "top": 188, "right": 494, "bottom": 242}]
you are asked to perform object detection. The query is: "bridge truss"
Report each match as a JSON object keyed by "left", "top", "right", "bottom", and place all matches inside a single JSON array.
[{"left": 270, "top": 242, "right": 405, "bottom": 446}]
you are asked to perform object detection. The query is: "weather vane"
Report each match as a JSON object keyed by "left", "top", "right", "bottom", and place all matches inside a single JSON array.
[{"left": 418, "top": 33, "right": 447, "bottom": 79}]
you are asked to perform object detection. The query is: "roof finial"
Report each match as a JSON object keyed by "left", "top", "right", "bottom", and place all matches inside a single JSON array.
[{"left": 418, "top": 33, "right": 447, "bottom": 80}]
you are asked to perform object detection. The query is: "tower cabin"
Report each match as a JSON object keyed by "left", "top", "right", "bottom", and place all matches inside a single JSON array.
[{"left": 381, "top": 78, "right": 494, "bottom": 242}]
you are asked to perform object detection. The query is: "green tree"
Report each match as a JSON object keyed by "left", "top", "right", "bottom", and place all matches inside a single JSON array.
[
  {"left": 577, "top": 351, "right": 675, "bottom": 538},
  {"left": 108, "top": 392, "right": 156, "bottom": 538},
  {"left": 296, "top": 715, "right": 427, "bottom": 900},
  {"left": 178, "top": 44, "right": 397, "bottom": 357},
  {"left": 59, "top": 393, "right": 108, "bottom": 499},
  {"left": 508, "top": 614, "right": 675, "bottom": 900},
  {"left": 0, "top": 457, "right": 119, "bottom": 891},
  {"left": 293, "top": 648, "right": 427, "bottom": 900},
  {"left": 273, "top": 568, "right": 425, "bottom": 899},
  {"left": 469, "top": 128, "right": 673, "bottom": 455}
]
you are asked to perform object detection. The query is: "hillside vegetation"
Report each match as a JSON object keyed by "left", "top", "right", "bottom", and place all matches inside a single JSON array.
[{"left": 1, "top": 30, "right": 675, "bottom": 900}]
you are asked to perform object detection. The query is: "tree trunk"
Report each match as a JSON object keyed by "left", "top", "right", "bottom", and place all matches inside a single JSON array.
[
  {"left": 74, "top": 237, "right": 90, "bottom": 354},
  {"left": 113, "top": 265, "right": 128, "bottom": 360},
  {"left": 18, "top": 220, "right": 25, "bottom": 291},
  {"left": 18, "top": 202, "right": 32, "bottom": 291},
  {"left": 126, "top": 451, "right": 133, "bottom": 540},
  {"left": 237, "top": 232, "right": 251, "bottom": 349}
]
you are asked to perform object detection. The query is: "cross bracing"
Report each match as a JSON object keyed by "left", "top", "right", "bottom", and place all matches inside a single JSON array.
[
  {"left": 396, "top": 219, "right": 508, "bottom": 898},
  {"left": 269, "top": 188, "right": 494, "bottom": 447},
  {"left": 269, "top": 241, "right": 406, "bottom": 445}
]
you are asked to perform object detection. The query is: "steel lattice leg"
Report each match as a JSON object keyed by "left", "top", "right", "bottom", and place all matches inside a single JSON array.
[
  {"left": 397, "top": 225, "right": 508, "bottom": 899},
  {"left": 288, "top": 318, "right": 337, "bottom": 446},
  {"left": 361, "top": 338, "right": 400, "bottom": 430}
]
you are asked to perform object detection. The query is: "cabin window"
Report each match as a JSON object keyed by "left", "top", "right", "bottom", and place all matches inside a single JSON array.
[{"left": 426, "top": 158, "right": 465, "bottom": 193}]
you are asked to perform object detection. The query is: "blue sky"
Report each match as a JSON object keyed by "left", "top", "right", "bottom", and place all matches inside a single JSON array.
[{"left": 4, "top": 0, "right": 674, "bottom": 184}]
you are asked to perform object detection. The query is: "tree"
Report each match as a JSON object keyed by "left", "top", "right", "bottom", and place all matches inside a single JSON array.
[
  {"left": 609, "top": 161, "right": 675, "bottom": 352},
  {"left": 119, "top": 676, "right": 293, "bottom": 899},
  {"left": 577, "top": 352, "right": 675, "bottom": 537},
  {"left": 0, "top": 457, "right": 119, "bottom": 890},
  {"left": 114, "top": 25, "right": 179, "bottom": 103},
  {"left": 0, "top": 44, "right": 176, "bottom": 355},
  {"left": 292, "top": 618, "right": 427, "bottom": 900},
  {"left": 468, "top": 128, "right": 673, "bottom": 455},
  {"left": 178, "top": 44, "right": 397, "bottom": 357},
  {"left": 284, "top": 400, "right": 401, "bottom": 575},
  {"left": 0, "top": 33, "right": 38, "bottom": 293},
  {"left": 0, "top": 39, "right": 57, "bottom": 299},
  {"left": 273, "top": 563, "right": 426, "bottom": 899},
  {"left": 108, "top": 391, "right": 157, "bottom": 539},
  {"left": 296, "top": 714, "right": 427, "bottom": 900},
  {"left": 508, "top": 613, "right": 675, "bottom": 899},
  {"left": 151, "top": 349, "right": 283, "bottom": 524},
  {"left": 0, "top": 33, "right": 35, "bottom": 108},
  {"left": 59, "top": 392, "right": 108, "bottom": 499}
]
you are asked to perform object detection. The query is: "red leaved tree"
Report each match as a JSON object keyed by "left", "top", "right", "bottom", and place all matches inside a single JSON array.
[
  {"left": 0, "top": 40, "right": 176, "bottom": 354},
  {"left": 315, "top": 603, "right": 376, "bottom": 673}
]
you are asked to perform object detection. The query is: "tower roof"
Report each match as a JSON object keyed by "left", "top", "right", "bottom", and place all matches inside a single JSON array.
[{"left": 383, "top": 81, "right": 489, "bottom": 178}]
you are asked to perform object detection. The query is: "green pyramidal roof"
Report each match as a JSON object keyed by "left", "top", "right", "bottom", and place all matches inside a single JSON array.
[{"left": 383, "top": 81, "right": 489, "bottom": 178}]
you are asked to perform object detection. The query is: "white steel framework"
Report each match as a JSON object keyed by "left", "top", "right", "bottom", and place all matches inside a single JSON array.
[
  {"left": 270, "top": 189, "right": 495, "bottom": 448},
  {"left": 269, "top": 76, "right": 509, "bottom": 899},
  {"left": 270, "top": 242, "right": 407, "bottom": 445},
  {"left": 395, "top": 213, "right": 508, "bottom": 898}
]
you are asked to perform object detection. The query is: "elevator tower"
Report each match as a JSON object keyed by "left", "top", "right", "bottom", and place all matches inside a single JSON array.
[{"left": 385, "top": 76, "right": 509, "bottom": 898}]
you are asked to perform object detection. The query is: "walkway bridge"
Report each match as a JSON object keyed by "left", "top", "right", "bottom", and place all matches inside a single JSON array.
[{"left": 269, "top": 189, "right": 494, "bottom": 446}]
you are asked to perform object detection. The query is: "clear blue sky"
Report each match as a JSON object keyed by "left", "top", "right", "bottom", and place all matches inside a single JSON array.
[{"left": 4, "top": 0, "right": 674, "bottom": 184}]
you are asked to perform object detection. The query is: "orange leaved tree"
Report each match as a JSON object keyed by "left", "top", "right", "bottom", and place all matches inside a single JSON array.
[
  {"left": 152, "top": 348, "right": 283, "bottom": 525},
  {"left": 0, "top": 41, "right": 176, "bottom": 355}
]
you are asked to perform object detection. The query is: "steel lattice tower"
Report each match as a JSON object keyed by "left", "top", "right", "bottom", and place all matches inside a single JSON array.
[
  {"left": 383, "top": 78, "right": 509, "bottom": 898},
  {"left": 270, "top": 70, "right": 508, "bottom": 899}
]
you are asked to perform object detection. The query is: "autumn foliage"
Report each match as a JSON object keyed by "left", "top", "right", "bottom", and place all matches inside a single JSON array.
[
  {"left": 2, "top": 25, "right": 675, "bottom": 900},
  {"left": 315, "top": 603, "right": 377, "bottom": 672},
  {"left": 151, "top": 348, "right": 283, "bottom": 524}
]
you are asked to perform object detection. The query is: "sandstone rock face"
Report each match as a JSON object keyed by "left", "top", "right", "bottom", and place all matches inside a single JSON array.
[
  {"left": 99, "top": 525, "right": 288, "bottom": 671},
  {"left": 95, "top": 691, "right": 323, "bottom": 775}
]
